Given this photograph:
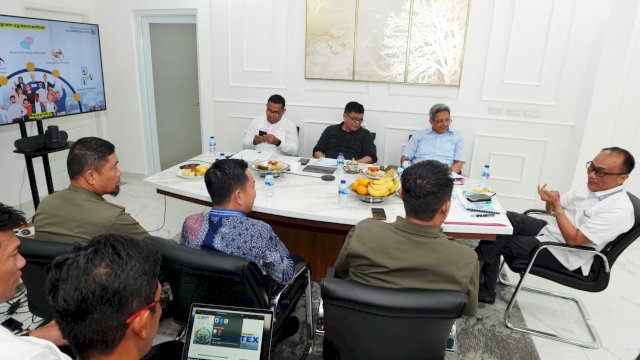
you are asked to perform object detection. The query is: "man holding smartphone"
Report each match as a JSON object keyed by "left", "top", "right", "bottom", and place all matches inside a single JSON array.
[
  {"left": 334, "top": 160, "right": 479, "bottom": 316},
  {"left": 242, "top": 94, "right": 299, "bottom": 156}
]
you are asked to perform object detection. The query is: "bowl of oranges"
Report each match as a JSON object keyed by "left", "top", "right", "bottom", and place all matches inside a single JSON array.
[{"left": 350, "top": 177, "right": 400, "bottom": 203}]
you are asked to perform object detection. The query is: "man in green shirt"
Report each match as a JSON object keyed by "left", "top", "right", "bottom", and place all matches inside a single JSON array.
[
  {"left": 34, "top": 137, "right": 149, "bottom": 244},
  {"left": 335, "top": 160, "right": 479, "bottom": 316}
]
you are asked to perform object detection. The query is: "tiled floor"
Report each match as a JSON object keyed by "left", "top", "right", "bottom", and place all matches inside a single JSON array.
[{"left": 5, "top": 173, "right": 640, "bottom": 359}]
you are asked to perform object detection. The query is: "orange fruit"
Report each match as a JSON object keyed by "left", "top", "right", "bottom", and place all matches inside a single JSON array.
[
  {"left": 352, "top": 183, "right": 359, "bottom": 191},
  {"left": 356, "top": 185, "right": 368, "bottom": 195}
]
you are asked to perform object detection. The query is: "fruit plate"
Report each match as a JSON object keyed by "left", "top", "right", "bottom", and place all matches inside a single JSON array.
[
  {"left": 361, "top": 167, "right": 398, "bottom": 180},
  {"left": 250, "top": 160, "right": 290, "bottom": 177},
  {"left": 176, "top": 163, "right": 209, "bottom": 179},
  {"left": 349, "top": 182, "right": 397, "bottom": 203}
]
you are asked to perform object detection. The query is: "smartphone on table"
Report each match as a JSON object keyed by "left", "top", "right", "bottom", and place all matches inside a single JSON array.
[
  {"left": 258, "top": 130, "right": 267, "bottom": 136},
  {"left": 372, "top": 208, "right": 387, "bottom": 221}
]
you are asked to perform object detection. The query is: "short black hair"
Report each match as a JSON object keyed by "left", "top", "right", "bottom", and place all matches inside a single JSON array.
[
  {"left": 401, "top": 160, "right": 453, "bottom": 221},
  {"left": 268, "top": 94, "right": 285, "bottom": 108},
  {"left": 67, "top": 137, "right": 115, "bottom": 180},
  {"left": 344, "top": 101, "right": 364, "bottom": 114},
  {"left": 602, "top": 147, "right": 635, "bottom": 174},
  {"left": 47, "top": 234, "right": 161, "bottom": 359},
  {"left": 0, "top": 203, "right": 26, "bottom": 232},
  {"left": 205, "top": 159, "right": 250, "bottom": 206}
]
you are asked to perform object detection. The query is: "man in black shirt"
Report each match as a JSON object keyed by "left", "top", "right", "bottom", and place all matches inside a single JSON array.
[{"left": 312, "top": 102, "right": 377, "bottom": 163}]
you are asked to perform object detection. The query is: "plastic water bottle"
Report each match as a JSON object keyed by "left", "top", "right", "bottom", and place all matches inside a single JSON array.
[
  {"left": 218, "top": 152, "right": 225, "bottom": 160},
  {"left": 264, "top": 171, "right": 275, "bottom": 198},
  {"left": 338, "top": 179, "right": 348, "bottom": 207},
  {"left": 402, "top": 160, "right": 411, "bottom": 170},
  {"left": 209, "top": 136, "right": 217, "bottom": 153},
  {"left": 336, "top": 152, "right": 345, "bottom": 174},
  {"left": 480, "top": 164, "right": 490, "bottom": 190}
]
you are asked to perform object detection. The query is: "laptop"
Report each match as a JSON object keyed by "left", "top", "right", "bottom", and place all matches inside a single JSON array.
[{"left": 181, "top": 303, "right": 273, "bottom": 360}]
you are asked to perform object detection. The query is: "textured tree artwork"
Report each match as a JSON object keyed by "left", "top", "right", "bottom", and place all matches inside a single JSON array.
[{"left": 305, "top": 0, "right": 470, "bottom": 86}]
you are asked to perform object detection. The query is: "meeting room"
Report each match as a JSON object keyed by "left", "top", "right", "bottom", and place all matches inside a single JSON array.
[{"left": 1, "top": 1, "right": 639, "bottom": 359}]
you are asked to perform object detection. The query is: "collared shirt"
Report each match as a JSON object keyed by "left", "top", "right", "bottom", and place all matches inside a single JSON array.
[
  {"left": 313, "top": 123, "right": 377, "bottom": 162},
  {"left": 180, "top": 209, "right": 294, "bottom": 284},
  {"left": 242, "top": 116, "right": 299, "bottom": 156},
  {"left": 537, "top": 183, "right": 634, "bottom": 275},
  {"left": 402, "top": 128, "right": 464, "bottom": 166},
  {"left": 0, "top": 326, "right": 71, "bottom": 360},
  {"left": 7, "top": 102, "right": 26, "bottom": 121},
  {"left": 334, "top": 216, "right": 478, "bottom": 316},
  {"left": 34, "top": 185, "right": 149, "bottom": 244}
]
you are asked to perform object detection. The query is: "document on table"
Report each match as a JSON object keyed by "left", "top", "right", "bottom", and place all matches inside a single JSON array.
[
  {"left": 231, "top": 149, "right": 273, "bottom": 162},
  {"left": 313, "top": 157, "right": 338, "bottom": 167},
  {"left": 444, "top": 191, "right": 508, "bottom": 226}
]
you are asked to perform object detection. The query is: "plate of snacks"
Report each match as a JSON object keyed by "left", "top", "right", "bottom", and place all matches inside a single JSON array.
[
  {"left": 251, "top": 160, "right": 290, "bottom": 177},
  {"left": 361, "top": 165, "right": 398, "bottom": 180},
  {"left": 177, "top": 163, "right": 209, "bottom": 179},
  {"left": 350, "top": 177, "right": 400, "bottom": 203}
]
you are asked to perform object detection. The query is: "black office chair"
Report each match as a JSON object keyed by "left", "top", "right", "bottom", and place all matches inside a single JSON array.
[
  {"left": 499, "top": 192, "right": 640, "bottom": 348},
  {"left": 321, "top": 273, "right": 467, "bottom": 360},
  {"left": 19, "top": 236, "right": 74, "bottom": 322},
  {"left": 143, "top": 236, "right": 313, "bottom": 356}
]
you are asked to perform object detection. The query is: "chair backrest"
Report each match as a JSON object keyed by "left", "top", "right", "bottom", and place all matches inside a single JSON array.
[
  {"left": 527, "top": 192, "right": 640, "bottom": 292},
  {"left": 143, "top": 236, "right": 270, "bottom": 326},
  {"left": 19, "top": 236, "right": 74, "bottom": 321},
  {"left": 588, "top": 192, "right": 640, "bottom": 280},
  {"left": 321, "top": 277, "right": 467, "bottom": 360}
]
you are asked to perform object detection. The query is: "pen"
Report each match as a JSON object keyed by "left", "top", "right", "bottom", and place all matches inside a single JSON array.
[{"left": 472, "top": 214, "right": 495, "bottom": 217}]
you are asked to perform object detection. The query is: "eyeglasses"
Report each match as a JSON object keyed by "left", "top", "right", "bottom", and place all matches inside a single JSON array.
[
  {"left": 266, "top": 108, "right": 283, "bottom": 116},
  {"left": 585, "top": 161, "right": 628, "bottom": 178},
  {"left": 431, "top": 118, "right": 451, "bottom": 125},
  {"left": 127, "top": 297, "right": 163, "bottom": 324},
  {"left": 345, "top": 113, "right": 364, "bottom": 123}
]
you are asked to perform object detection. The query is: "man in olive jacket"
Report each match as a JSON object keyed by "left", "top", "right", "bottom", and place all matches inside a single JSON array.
[
  {"left": 335, "top": 160, "right": 478, "bottom": 316},
  {"left": 34, "top": 137, "right": 148, "bottom": 244}
]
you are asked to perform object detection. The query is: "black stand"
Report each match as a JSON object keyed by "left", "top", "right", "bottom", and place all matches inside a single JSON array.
[{"left": 13, "top": 121, "right": 72, "bottom": 209}]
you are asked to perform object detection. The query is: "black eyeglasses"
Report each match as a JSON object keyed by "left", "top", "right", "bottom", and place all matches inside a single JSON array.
[
  {"left": 266, "top": 108, "right": 283, "bottom": 116},
  {"left": 345, "top": 113, "right": 364, "bottom": 123},
  {"left": 585, "top": 161, "right": 628, "bottom": 178}
]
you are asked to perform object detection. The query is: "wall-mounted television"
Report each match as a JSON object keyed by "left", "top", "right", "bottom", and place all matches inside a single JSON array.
[{"left": 0, "top": 14, "right": 106, "bottom": 127}]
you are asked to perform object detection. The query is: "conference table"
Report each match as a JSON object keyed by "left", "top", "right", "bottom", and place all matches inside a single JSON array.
[{"left": 144, "top": 151, "right": 513, "bottom": 281}]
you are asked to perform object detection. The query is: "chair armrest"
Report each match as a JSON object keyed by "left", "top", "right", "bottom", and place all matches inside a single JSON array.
[
  {"left": 523, "top": 209, "right": 550, "bottom": 216},
  {"left": 530, "top": 242, "right": 610, "bottom": 273},
  {"left": 269, "top": 262, "right": 310, "bottom": 308}
]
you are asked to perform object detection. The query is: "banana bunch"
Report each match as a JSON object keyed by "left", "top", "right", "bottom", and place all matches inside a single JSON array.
[{"left": 367, "top": 177, "right": 399, "bottom": 197}]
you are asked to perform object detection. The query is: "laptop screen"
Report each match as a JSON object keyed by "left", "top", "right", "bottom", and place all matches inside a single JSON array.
[{"left": 182, "top": 304, "right": 273, "bottom": 360}]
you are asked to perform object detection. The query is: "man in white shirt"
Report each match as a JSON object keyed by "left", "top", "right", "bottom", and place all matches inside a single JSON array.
[
  {"left": 242, "top": 94, "right": 299, "bottom": 156},
  {"left": 7, "top": 95, "right": 27, "bottom": 123},
  {"left": 0, "top": 203, "right": 70, "bottom": 359},
  {"left": 475, "top": 147, "right": 636, "bottom": 304}
]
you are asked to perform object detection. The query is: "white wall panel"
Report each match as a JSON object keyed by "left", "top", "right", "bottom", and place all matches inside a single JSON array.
[
  {"left": 227, "top": 114, "right": 254, "bottom": 153},
  {"left": 482, "top": 0, "right": 576, "bottom": 105},
  {"left": 470, "top": 133, "right": 548, "bottom": 208},
  {"left": 227, "top": 0, "right": 288, "bottom": 88}
]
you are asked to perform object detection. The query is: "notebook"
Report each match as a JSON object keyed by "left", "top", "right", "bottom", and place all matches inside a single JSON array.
[
  {"left": 181, "top": 304, "right": 273, "bottom": 360},
  {"left": 302, "top": 165, "right": 336, "bottom": 174},
  {"left": 456, "top": 189, "right": 501, "bottom": 214}
]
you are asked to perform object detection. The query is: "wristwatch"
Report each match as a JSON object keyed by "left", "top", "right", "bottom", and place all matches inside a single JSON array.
[
  {"left": 276, "top": 139, "right": 282, "bottom": 146},
  {"left": 550, "top": 209, "right": 565, "bottom": 217}
]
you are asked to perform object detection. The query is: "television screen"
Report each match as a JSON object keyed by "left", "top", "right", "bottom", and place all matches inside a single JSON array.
[{"left": 0, "top": 14, "right": 106, "bottom": 127}]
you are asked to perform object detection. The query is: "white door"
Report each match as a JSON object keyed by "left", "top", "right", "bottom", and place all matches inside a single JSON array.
[{"left": 138, "top": 13, "right": 202, "bottom": 173}]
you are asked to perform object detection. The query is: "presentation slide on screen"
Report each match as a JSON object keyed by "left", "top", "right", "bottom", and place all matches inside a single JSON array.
[
  {"left": 186, "top": 309, "right": 266, "bottom": 360},
  {"left": 0, "top": 15, "right": 105, "bottom": 124}
]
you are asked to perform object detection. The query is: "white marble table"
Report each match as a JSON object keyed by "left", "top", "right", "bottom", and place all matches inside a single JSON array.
[
  {"left": 145, "top": 152, "right": 513, "bottom": 281},
  {"left": 144, "top": 152, "right": 513, "bottom": 238}
]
